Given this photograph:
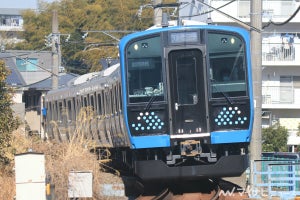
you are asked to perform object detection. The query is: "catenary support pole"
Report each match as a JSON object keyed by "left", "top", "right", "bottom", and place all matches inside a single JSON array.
[
  {"left": 52, "top": 10, "right": 60, "bottom": 90},
  {"left": 250, "top": 0, "right": 262, "bottom": 188},
  {"left": 153, "top": 0, "right": 162, "bottom": 26}
]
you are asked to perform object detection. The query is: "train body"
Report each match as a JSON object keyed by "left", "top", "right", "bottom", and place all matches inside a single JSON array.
[{"left": 44, "top": 22, "right": 253, "bottom": 181}]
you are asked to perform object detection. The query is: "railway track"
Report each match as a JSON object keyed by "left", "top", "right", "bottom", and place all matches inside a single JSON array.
[{"left": 134, "top": 179, "right": 248, "bottom": 200}]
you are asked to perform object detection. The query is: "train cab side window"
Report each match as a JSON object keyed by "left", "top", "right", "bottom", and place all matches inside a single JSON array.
[
  {"left": 126, "top": 35, "right": 165, "bottom": 103},
  {"left": 207, "top": 32, "right": 248, "bottom": 98}
]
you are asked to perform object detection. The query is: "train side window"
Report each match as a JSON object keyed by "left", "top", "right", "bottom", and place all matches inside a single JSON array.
[
  {"left": 117, "top": 83, "right": 122, "bottom": 111},
  {"left": 110, "top": 89, "right": 113, "bottom": 114},
  {"left": 102, "top": 91, "right": 105, "bottom": 115},
  {"left": 76, "top": 97, "right": 81, "bottom": 115},
  {"left": 90, "top": 95, "right": 95, "bottom": 110},
  {"left": 52, "top": 102, "right": 57, "bottom": 121},
  {"left": 72, "top": 97, "right": 76, "bottom": 121},
  {"left": 67, "top": 100, "right": 72, "bottom": 121},
  {"left": 97, "top": 93, "right": 102, "bottom": 115},
  {"left": 80, "top": 96, "right": 83, "bottom": 107},
  {"left": 58, "top": 101, "right": 63, "bottom": 122},
  {"left": 62, "top": 100, "right": 67, "bottom": 124},
  {"left": 109, "top": 90, "right": 113, "bottom": 115},
  {"left": 105, "top": 91, "right": 110, "bottom": 115},
  {"left": 112, "top": 85, "right": 117, "bottom": 114},
  {"left": 46, "top": 102, "right": 51, "bottom": 120},
  {"left": 93, "top": 92, "right": 97, "bottom": 112},
  {"left": 104, "top": 91, "right": 107, "bottom": 115},
  {"left": 116, "top": 83, "right": 121, "bottom": 112},
  {"left": 83, "top": 96, "right": 88, "bottom": 107}
]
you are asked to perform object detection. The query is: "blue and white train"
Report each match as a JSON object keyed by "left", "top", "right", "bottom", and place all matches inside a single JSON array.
[{"left": 44, "top": 21, "right": 254, "bottom": 181}]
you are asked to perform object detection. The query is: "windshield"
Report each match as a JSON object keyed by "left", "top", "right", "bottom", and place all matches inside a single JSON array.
[
  {"left": 208, "top": 32, "right": 247, "bottom": 98},
  {"left": 126, "top": 35, "right": 165, "bottom": 103}
]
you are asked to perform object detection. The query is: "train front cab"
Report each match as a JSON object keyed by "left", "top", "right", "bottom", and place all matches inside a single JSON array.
[{"left": 120, "top": 25, "right": 253, "bottom": 181}]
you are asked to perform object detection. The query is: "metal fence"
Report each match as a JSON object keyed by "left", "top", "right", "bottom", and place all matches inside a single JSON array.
[
  {"left": 262, "top": 43, "right": 296, "bottom": 62},
  {"left": 250, "top": 156, "right": 300, "bottom": 199}
]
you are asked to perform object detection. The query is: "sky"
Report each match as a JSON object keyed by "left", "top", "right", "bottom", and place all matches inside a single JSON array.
[{"left": 0, "top": 0, "right": 56, "bottom": 9}]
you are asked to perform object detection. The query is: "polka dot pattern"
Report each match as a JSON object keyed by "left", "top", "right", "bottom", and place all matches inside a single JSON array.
[
  {"left": 131, "top": 111, "right": 164, "bottom": 131},
  {"left": 214, "top": 106, "right": 248, "bottom": 126}
]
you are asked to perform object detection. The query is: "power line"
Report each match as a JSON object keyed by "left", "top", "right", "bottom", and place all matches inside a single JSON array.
[
  {"left": 196, "top": 0, "right": 261, "bottom": 33},
  {"left": 0, "top": 46, "right": 51, "bottom": 59},
  {"left": 11, "top": 53, "right": 57, "bottom": 76},
  {"left": 262, "top": 5, "right": 300, "bottom": 29},
  {"left": 180, "top": 0, "right": 236, "bottom": 19}
]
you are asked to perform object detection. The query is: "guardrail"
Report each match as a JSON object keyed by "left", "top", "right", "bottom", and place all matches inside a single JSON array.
[{"left": 250, "top": 159, "right": 300, "bottom": 199}]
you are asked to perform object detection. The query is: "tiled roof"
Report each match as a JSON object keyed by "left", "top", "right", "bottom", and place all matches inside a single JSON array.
[
  {"left": 1, "top": 52, "right": 79, "bottom": 90},
  {"left": 0, "top": 53, "right": 26, "bottom": 86}
]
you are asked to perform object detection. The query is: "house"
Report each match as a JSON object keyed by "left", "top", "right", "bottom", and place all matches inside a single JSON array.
[{"left": 1, "top": 50, "right": 78, "bottom": 138}]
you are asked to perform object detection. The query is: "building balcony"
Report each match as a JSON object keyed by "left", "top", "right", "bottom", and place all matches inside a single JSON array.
[
  {"left": 210, "top": 0, "right": 300, "bottom": 23},
  {"left": 262, "top": 86, "right": 300, "bottom": 109},
  {"left": 262, "top": 42, "right": 300, "bottom": 66},
  {"left": 0, "top": 24, "right": 23, "bottom": 31}
]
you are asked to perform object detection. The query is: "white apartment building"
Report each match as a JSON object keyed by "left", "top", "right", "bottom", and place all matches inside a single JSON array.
[
  {"left": 214, "top": 0, "right": 300, "bottom": 148},
  {"left": 182, "top": 0, "right": 300, "bottom": 148}
]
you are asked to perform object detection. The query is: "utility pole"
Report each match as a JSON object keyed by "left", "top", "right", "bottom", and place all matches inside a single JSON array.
[
  {"left": 52, "top": 10, "right": 60, "bottom": 90},
  {"left": 153, "top": 0, "right": 162, "bottom": 26},
  {"left": 250, "top": 0, "right": 262, "bottom": 186}
]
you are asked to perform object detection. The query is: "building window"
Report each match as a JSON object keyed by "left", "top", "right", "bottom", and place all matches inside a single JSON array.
[
  {"left": 280, "top": 76, "right": 300, "bottom": 104},
  {"left": 0, "top": 15, "right": 23, "bottom": 26},
  {"left": 16, "top": 58, "right": 38, "bottom": 71}
]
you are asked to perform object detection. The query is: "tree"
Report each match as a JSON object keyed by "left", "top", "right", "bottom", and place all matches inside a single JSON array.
[
  {"left": 0, "top": 60, "right": 19, "bottom": 165},
  {"left": 14, "top": 0, "right": 154, "bottom": 74},
  {"left": 262, "top": 125, "right": 288, "bottom": 152}
]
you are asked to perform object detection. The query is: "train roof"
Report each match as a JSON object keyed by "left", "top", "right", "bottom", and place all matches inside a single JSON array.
[
  {"left": 119, "top": 22, "right": 250, "bottom": 52},
  {"left": 45, "top": 63, "right": 120, "bottom": 100},
  {"left": 71, "top": 63, "right": 120, "bottom": 86},
  {"left": 147, "top": 19, "right": 207, "bottom": 30}
]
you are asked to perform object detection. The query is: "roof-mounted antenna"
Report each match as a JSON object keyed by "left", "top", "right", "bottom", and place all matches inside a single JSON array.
[{"left": 161, "top": 13, "right": 169, "bottom": 27}]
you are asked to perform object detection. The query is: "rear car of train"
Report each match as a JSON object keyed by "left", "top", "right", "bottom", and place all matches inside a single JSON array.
[{"left": 119, "top": 25, "right": 253, "bottom": 180}]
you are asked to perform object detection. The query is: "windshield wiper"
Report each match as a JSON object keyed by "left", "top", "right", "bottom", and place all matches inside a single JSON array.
[
  {"left": 210, "top": 79, "right": 233, "bottom": 105},
  {"left": 144, "top": 95, "right": 157, "bottom": 111}
]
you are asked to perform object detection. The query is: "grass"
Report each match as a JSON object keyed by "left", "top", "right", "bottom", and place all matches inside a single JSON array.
[{"left": 1, "top": 107, "right": 125, "bottom": 199}]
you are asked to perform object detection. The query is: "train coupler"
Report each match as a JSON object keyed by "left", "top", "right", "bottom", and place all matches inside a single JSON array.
[{"left": 180, "top": 140, "right": 201, "bottom": 157}]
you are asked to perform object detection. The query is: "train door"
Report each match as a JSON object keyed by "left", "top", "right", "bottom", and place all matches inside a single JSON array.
[{"left": 167, "top": 48, "right": 208, "bottom": 137}]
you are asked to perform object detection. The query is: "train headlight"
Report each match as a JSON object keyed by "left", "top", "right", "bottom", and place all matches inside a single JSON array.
[{"left": 230, "top": 37, "right": 235, "bottom": 44}]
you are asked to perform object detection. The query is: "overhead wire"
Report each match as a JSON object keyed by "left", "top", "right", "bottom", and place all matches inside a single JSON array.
[
  {"left": 195, "top": 0, "right": 261, "bottom": 32},
  {"left": 262, "top": 5, "right": 300, "bottom": 29},
  {"left": 9, "top": 53, "right": 57, "bottom": 76},
  {"left": 180, "top": 0, "right": 237, "bottom": 19},
  {"left": 3, "top": 0, "right": 299, "bottom": 76}
]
